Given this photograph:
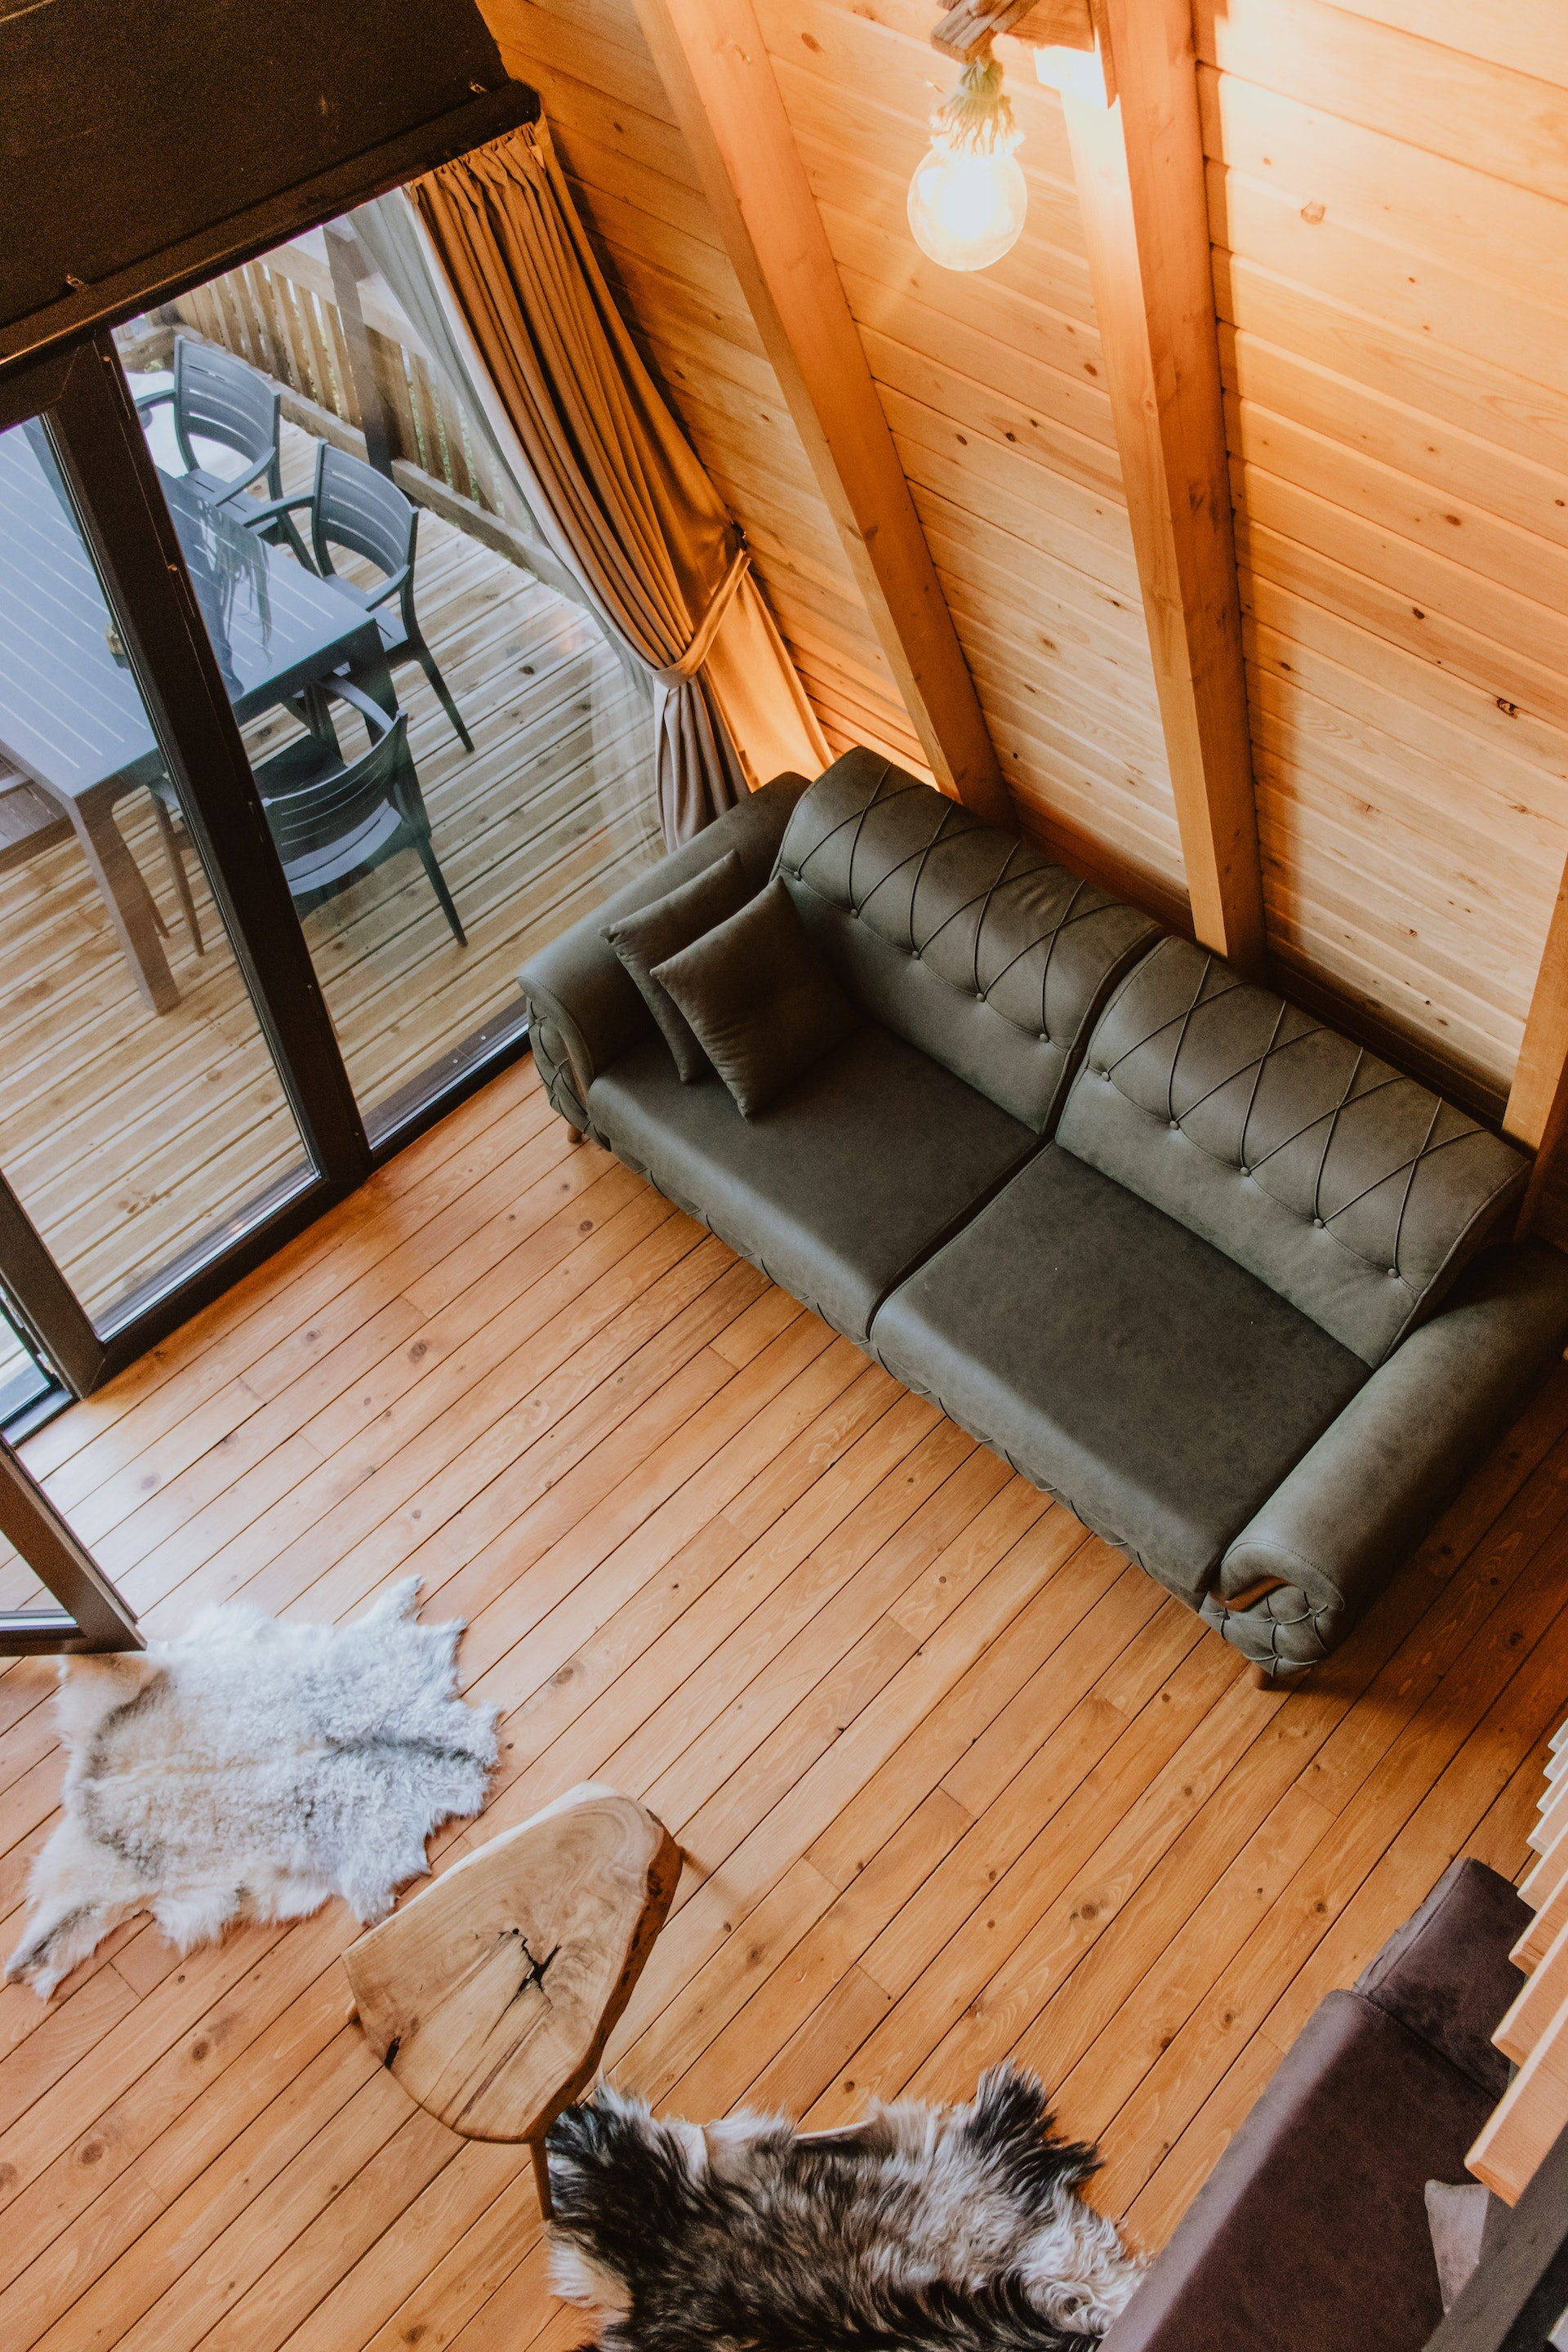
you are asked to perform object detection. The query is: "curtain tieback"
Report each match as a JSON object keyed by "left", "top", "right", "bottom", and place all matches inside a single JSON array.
[{"left": 653, "top": 545, "right": 751, "bottom": 688}]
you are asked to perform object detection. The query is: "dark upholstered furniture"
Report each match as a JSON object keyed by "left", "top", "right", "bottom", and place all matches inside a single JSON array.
[
  {"left": 1102, "top": 1858, "right": 1530, "bottom": 2352},
  {"left": 517, "top": 749, "right": 1568, "bottom": 1678}
]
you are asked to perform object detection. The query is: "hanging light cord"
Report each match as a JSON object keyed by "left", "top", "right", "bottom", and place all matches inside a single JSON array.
[{"left": 929, "top": 51, "right": 1021, "bottom": 157}]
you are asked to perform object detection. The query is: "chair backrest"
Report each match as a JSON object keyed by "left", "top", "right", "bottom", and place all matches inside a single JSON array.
[
  {"left": 259, "top": 701, "right": 412, "bottom": 868},
  {"left": 311, "top": 443, "right": 416, "bottom": 591},
  {"left": 172, "top": 336, "right": 281, "bottom": 479}
]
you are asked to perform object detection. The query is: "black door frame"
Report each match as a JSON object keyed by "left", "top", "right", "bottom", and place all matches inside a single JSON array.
[
  {"left": 0, "top": 335, "right": 370, "bottom": 1393},
  {"left": 0, "top": 75, "right": 541, "bottom": 1407},
  {"left": 0, "top": 1438, "right": 144, "bottom": 1653}
]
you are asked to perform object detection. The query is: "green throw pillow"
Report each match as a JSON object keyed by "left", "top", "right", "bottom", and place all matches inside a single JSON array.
[
  {"left": 651, "top": 876, "right": 858, "bottom": 1117},
  {"left": 602, "top": 849, "right": 754, "bottom": 1082}
]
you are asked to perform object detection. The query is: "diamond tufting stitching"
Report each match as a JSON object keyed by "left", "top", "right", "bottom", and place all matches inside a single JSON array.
[
  {"left": 1238, "top": 998, "right": 1289, "bottom": 1174},
  {"left": 1067, "top": 936, "right": 1527, "bottom": 1361},
  {"left": 1311, "top": 1048, "right": 1366, "bottom": 1232},
  {"left": 1089, "top": 955, "right": 1505, "bottom": 1289},
  {"left": 786, "top": 759, "right": 1147, "bottom": 1046}
]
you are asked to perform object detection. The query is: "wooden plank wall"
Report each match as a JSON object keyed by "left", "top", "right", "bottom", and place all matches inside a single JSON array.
[
  {"left": 748, "top": 0, "right": 1184, "bottom": 908},
  {"left": 478, "top": 0, "right": 1189, "bottom": 916},
  {"left": 482, "top": 0, "right": 1568, "bottom": 1113},
  {"left": 477, "top": 0, "right": 932, "bottom": 781},
  {"left": 1200, "top": 0, "right": 1568, "bottom": 1111}
]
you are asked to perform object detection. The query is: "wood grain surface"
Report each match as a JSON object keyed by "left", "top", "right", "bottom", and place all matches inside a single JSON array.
[
  {"left": 345, "top": 1786, "right": 679, "bottom": 2140},
  {"left": 0, "top": 1057, "right": 1564, "bottom": 2349}
]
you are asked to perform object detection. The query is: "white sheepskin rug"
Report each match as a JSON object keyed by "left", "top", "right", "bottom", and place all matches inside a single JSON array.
[
  {"left": 546, "top": 2069, "right": 1143, "bottom": 2349},
  {"left": 5, "top": 1578, "right": 497, "bottom": 1998}
]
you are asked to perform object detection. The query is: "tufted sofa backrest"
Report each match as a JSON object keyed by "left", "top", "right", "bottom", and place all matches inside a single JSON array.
[
  {"left": 1058, "top": 936, "right": 1530, "bottom": 1365},
  {"left": 773, "top": 751, "right": 1160, "bottom": 1134}
]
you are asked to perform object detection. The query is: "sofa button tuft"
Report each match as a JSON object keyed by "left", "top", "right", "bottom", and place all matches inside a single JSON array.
[
  {"left": 1388, "top": 1267, "right": 1400, "bottom": 1278},
  {"left": 1169, "top": 1120, "right": 1179, "bottom": 1132},
  {"left": 1312, "top": 1216, "right": 1323, "bottom": 1228}
]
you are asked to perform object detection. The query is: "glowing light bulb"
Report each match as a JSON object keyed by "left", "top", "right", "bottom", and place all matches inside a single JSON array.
[
  {"left": 906, "top": 52, "right": 1027, "bottom": 274},
  {"left": 907, "top": 139, "right": 1027, "bottom": 271}
]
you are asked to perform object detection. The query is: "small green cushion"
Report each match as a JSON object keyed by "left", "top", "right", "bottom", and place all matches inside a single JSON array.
[
  {"left": 652, "top": 875, "right": 858, "bottom": 1117},
  {"left": 601, "top": 849, "right": 754, "bottom": 1082}
]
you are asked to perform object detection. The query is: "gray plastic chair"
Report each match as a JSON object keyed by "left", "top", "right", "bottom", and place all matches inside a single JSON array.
[
  {"left": 135, "top": 337, "right": 311, "bottom": 566},
  {"left": 249, "top": 679, "right": 466, "bottom": 942},
  {"left": 250, "top": 442, "right": 474, "bottom": 754}
]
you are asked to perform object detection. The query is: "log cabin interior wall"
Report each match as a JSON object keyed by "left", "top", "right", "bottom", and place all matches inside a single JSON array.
[
  {"left": 479, "top": 0, "right": 1568, "bottom": 1131},
  {"left": 1200, "top": 0, "right": 1568, "bottom": 1120},
  {"left": 475, "top": 0, "right": 938, "bottom": 786},
  {"left": 474, "top": 0, "right": 1188, "bottom": 922}
]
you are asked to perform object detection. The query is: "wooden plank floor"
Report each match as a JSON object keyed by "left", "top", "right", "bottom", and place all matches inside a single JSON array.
[
  {"left": 2, "top": 1052, "right": 1567, "bottom": 2350},
  {"left": 0, "top": 416, "right": 661, "bottom": 1334}
]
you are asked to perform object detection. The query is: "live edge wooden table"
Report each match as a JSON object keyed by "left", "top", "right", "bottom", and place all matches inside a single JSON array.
[
  {"left": 0, "top": 421, "right": 390, "bottom": 1013},
  {"left": 343, "top": 1785, "right": 680, "bottom": 2217}
]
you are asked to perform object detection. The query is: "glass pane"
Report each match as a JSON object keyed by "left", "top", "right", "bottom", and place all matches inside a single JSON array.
[
  {"left": 0, "top": 1296, "right": 53, "bottom": 1437},
  {"left": 119, "top": 210, "right": 662, "bottom": 1143},
  {"left": 0, "top": 1517, "right": 47, "bottom": 1617},
  {"left": 0, "top": 416, "right": 314, "bottom": 1337}
]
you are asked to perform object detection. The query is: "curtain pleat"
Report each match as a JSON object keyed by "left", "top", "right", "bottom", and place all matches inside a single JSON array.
[{"left": 408, "top": 120, "right": 827, "bottom": 845}]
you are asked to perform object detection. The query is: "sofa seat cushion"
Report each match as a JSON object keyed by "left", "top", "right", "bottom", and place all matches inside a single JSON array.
[
  {"left": 1101, "top": 1991, "right": 1495, "bottom": 2352},
  {"left": 586, "top": 1020, "right": 1040, "bottom": 1345},
  {"left": 869, "top": 1143, "right": 1368, "bottom": 1600}
]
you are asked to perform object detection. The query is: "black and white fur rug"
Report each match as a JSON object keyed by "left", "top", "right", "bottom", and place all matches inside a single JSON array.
[{"left": 546, "top": 2067, "right": 1142, "bottom": 2350}]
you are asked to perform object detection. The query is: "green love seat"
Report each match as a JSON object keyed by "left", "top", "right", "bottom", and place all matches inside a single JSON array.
[{"left": 519, "top": 748, "right": 1568, "bottom": 1680}]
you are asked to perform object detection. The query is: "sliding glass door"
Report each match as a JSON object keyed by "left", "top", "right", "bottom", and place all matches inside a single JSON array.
[
  {"left": 0, "top": 416, "right": 315, "bottom": 1343},
  {"left": 0, "top": 336, "right": 365, "bottom": 1417},
  {"left": 0, "top": 204, "right": 663, "bottom": 1430},
  {"left": 115, "top": 207, "right": 662, "bottom": 1150}
]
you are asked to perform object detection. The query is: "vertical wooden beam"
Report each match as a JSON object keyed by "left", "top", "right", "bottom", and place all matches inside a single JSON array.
[
  {"left": 1045, "top": 0, "right": 1264, "bottom": 971},
  {"left": 1505, "top": 857, "right": 1568, "bottom": 1229},
  {"left": 628, "top": 0, "right": 1012, "bottom": 828}
]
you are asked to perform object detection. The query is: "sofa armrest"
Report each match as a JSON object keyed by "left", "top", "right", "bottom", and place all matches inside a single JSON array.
[
  {"left": 1354, "top": 1856, "right": 1527, "bottom": 2099},
  {"left": 1100, "top": 1995, "right": 1499, "bottom": 2352},
  {"left": 1203, "top": 1241, "right": 1568, "bottom": 1673},
  {"left": 516, "top": 772, "right": 812, "bottom": 1125}
]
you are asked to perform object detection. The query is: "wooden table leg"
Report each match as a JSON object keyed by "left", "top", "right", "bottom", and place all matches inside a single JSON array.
[
  {"left": 530, "top": 2137, "right": 554, "bottom": 2221},
  {"left": 70, "top": 807, "right": 180, "bottom": 1013}
]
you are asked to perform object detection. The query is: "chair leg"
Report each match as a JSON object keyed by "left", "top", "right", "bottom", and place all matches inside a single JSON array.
[
  {"left": 149, "top": 793, "right": 203, "bottom": 956},
  {"left": 530, "top": 2137, "right": 554, "bottom": 2221},
  {"left": 409, "top": 630, "right": 474, "bottom": 755},
  {"left": 262, "top": 509, "right": 316, "bottom": 572},
  {"left": 415, "top": 837, "right": 467, "bottom": 947}
]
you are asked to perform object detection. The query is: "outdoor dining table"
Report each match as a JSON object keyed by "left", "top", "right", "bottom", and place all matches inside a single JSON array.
[{"left": 0, "top": 421, "right": 393, "bottom": 1013}]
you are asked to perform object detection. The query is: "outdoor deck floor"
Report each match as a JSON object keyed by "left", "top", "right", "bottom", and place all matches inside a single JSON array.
[
  {"left": 0, "top": 1054, "right": 1565, "bottom": 2349},
  {"left": 0, "top": 418, "right": 660, "bottom": 1343}
]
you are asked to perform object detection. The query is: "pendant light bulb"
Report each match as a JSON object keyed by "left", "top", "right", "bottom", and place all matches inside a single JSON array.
[{"left": 907, "top": 51, "right": 1027, "bottom": 274}]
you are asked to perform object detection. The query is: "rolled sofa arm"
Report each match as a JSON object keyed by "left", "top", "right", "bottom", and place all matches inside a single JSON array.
[
  {"left": 1203, "top": 1241, "right": 1568, "bottom": 1675},
  {"left": 516, "top": 772, "right": 813, "bottom": 1129}
]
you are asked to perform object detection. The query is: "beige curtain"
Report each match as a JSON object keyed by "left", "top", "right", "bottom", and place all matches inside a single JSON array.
[{"left": 409, "top": 121, "right": 827, "bottom": 846}]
